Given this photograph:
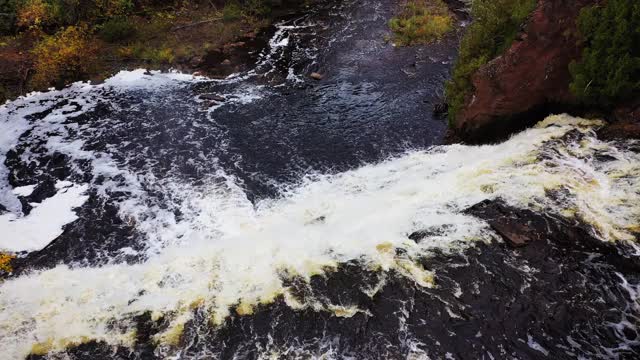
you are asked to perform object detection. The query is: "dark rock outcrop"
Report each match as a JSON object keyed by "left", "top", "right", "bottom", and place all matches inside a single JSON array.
[
  {"left": 599, "top": 120, "right": 640, "bottom": 141},
  {"left": 451, "top": 0, "right": 599, "bottom": 143},
  {"left": 465, "top": 200, "right": 547, "bottom": 247},
  {"left": 598, "top": 100, "right": 640, "bottom": 140},
  {"left": 466, "top": 199, "right": 640, "bottom": 272}
]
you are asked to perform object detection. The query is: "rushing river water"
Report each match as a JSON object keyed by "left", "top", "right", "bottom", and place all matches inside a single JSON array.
[{"left": 1, "top": 1, "right": 640, "bottom": 359}]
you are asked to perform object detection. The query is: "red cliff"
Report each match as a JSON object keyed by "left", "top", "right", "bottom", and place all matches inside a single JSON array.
[{"left": 452, "top": 0, "right": 599, "bottom": 143}]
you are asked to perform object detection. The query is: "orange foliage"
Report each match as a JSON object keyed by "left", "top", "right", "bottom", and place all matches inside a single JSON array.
[
  {"left": 0, "top": 252, "right": 15, "bottom": 273},
  {"left": 30, "top": 24, "right": 98, "bottom": 89},
  {"left": 16, "top": 0, "right": 51, "bottom": 28}
]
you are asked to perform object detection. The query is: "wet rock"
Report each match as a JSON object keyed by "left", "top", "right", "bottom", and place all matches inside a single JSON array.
[
  {"left": 613, "top": 99, "right": 640, "bottom": 122},
  {"left": 0, "top": 203, "right": 7, "bottom": 214},
  {"left": 465, "top": 199, "right": 547, "bottom": 247},
  {"left": 309, "top": 72, "right": 323, "bottom": 80},
  {"left": 599, "top": 100, "right": 640, "bottom": 140},
  {"left": 26, "top": 341, "right": 136, "bottom": 360},
  {"left": 200, "top": 29, "right": 269, "bottom": 78},
  {"left": 190, "top": 56, "right": 203, "bottom": 68},
  {"left": 306, "top": 215, "right": 326, "bottom": 225},
  {"left": 598, "top": 120, "right": 640, "bottom": 141},
  {"left": 408, "top": 224, "right": 452, "bottom": 242},
  {"left": 442, "top": 0, "right": 472, "bottom": 18},
  {"left": 466, "top": 199, "right": 640, "bottom": 271},
  {"left": 5, "top": 145, "right": 76, "bottom": 215},
  {"left": 18, "top": 179, "right": 58, "bottom": 216},
  {"left": 432, "top": 102, "right": 448, "bottom": 118}
]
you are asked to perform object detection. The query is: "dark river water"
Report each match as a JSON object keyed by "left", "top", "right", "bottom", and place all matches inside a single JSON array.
[{"left": 0, "top": 1, "right": 639, "bottom": 359}]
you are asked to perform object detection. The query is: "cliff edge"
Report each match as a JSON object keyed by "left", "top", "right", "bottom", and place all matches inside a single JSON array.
[{"left": 449, "top": 0, "right": 640, "bottom": 143}]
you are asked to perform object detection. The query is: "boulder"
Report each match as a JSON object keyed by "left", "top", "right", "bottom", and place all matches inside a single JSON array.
[
  {"left": 310, "top": 72, "right": 323, "bottom": 80},
  {"left": 408, "top": 225, "right": 453, "bottom": 243},
  {"left": 189, "top": 56, "right": 203, "bottom": 68},
  {"left": 432, "top": 102, "right": 448, "bottom": 118}
]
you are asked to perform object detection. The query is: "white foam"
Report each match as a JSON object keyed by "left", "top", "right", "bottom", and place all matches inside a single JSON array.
[
  {"left": 103, "top": 69, "right": 206, "bottom": 89},
  {"left": 0, "top": 182, "right": 88, "bottom": 252},
  {"left": 0, "top": 74, "right": 639, "bottom": 359},
  {"left": 0, "top": 102, "right": 34, "bottom": 214},
  {"left": 527, "top": 334, "right": 549, "bottom": 356},
  {"left": 207, "top": 85, "right": 266, "bottom": 117},
  {"left": 11, "top": 184, "right": 36, "bottom": 197}
]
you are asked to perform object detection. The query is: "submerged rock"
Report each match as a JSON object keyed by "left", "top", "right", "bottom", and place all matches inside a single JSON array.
[{"left": 432, "top": 102, "right": 448, "bottom": 118}]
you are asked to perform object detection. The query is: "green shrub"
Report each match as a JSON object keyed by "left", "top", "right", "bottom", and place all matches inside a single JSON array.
[
  {"left": 243, "top": 0, "right": 271, "bottom": 17},
  {"left": 222, "top": 2, "right": 242, "bottom": 22},
  {"left": 0, "top": 0, "right": 18, "bottom": 34},
  {"left": 569, "top": 0, "right": 640, "bottom": 107},
  {"left": 16, "top": 0, "right": 51, "bottom": 27},
  {"left": 118, "top": 42, "right": 173, "bottom": 63},
  {"left": 15, "top": 0, "right": 136, "bottom": 29},
  {"left": 445, "top": 0, "right": 536, "bottom": 124},
  {"left": 98, "top": 17, "right": 135, "bottom": 42},
  {"left": 145, "top": 47, "right": 174, "bottom": 63},
  {"left": 389, "top": 0, "right": 453, "bottom": 46}
]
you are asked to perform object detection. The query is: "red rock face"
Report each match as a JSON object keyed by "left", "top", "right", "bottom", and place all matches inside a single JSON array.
[{"left": 453, "top": 0, "right": 598, "bottom": 143}]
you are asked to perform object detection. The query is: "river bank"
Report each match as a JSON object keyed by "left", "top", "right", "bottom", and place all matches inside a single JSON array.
[{"left": 0, "top": 0, "right": 316, "bottom": 103}]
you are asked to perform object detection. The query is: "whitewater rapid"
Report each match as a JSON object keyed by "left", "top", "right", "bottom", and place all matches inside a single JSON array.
[{"left": 0, "top": 70, "right": 639, "bottom": 358}]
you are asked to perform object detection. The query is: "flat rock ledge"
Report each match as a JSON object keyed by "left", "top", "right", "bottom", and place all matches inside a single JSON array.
[{"left": 465, "top": 199, "right": 640, "bottom": 272}]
